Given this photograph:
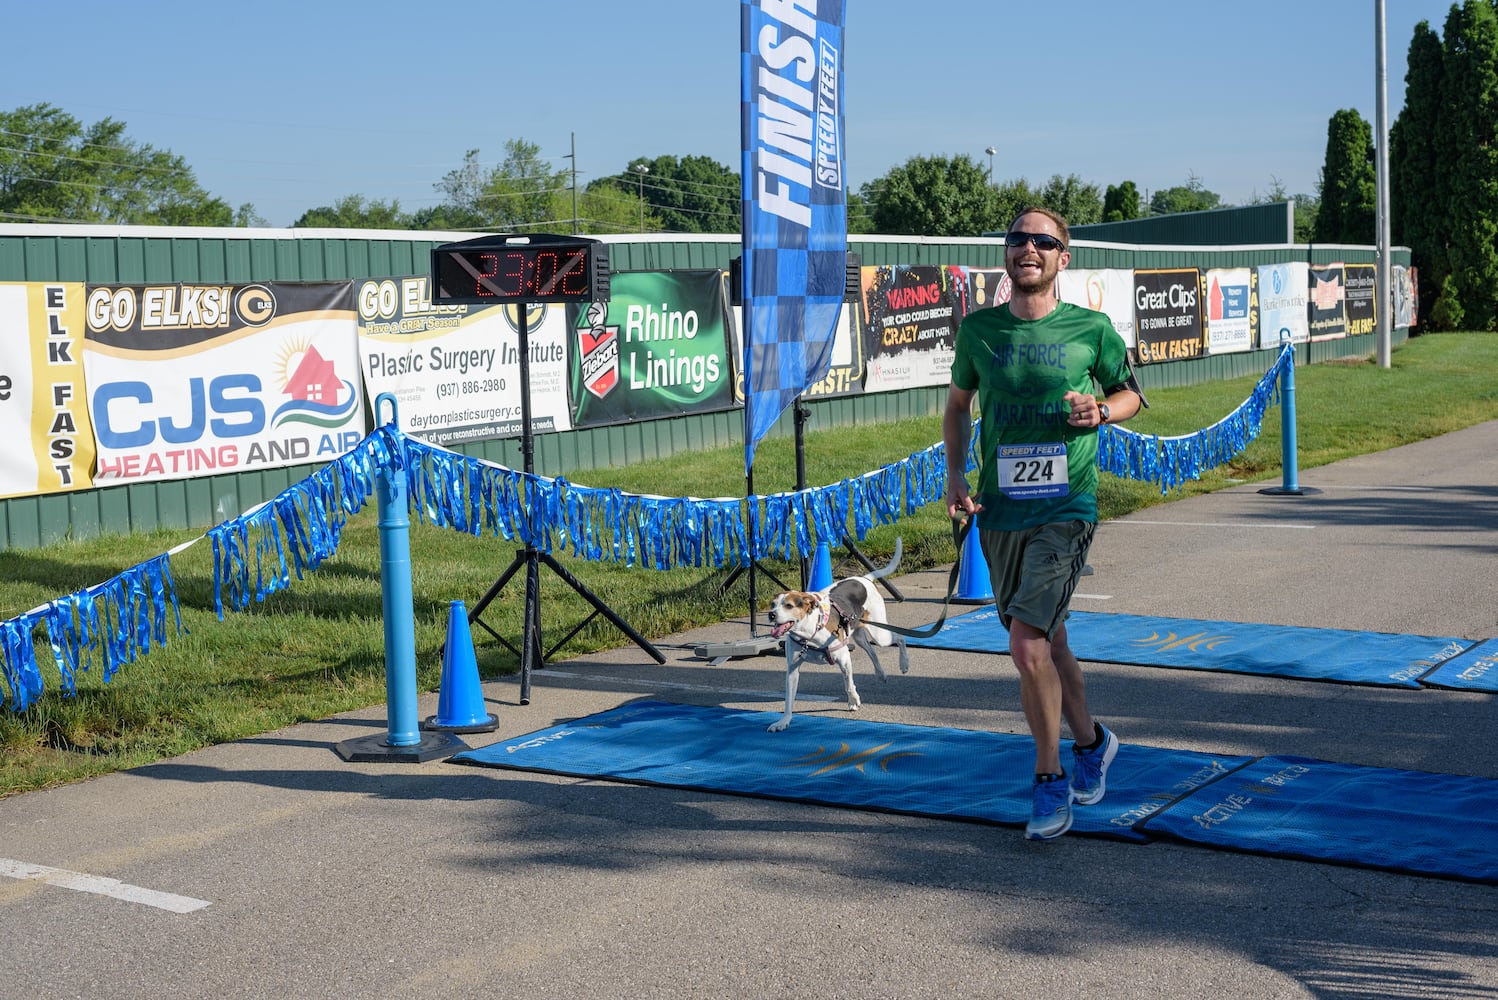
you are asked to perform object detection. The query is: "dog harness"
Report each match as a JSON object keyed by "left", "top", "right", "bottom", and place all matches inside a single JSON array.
[{"left": 785, "top": 603, "right": 850, "bottom": 666}]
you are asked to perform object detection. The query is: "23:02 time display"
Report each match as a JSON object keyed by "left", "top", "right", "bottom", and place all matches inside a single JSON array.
[{"left": 432, "top": 246, "right": 594, "bottom": 304}]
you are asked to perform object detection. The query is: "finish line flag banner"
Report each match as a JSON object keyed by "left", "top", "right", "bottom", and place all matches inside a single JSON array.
[{"left": 740, "top": 0, "right": 848, "bottom": 472}]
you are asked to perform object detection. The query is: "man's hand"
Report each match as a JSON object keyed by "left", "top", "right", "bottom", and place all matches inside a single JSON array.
[{"left": 1064, "top": 390, "right": 1102, "bottom": 427}]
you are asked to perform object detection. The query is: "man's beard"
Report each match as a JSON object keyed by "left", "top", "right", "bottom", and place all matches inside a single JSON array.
[{"left": 1007, "top": 257, "right": 1057, "bottom": 294}]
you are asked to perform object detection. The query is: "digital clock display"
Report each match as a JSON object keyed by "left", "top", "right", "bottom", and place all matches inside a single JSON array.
[{"left": 431, "top": 235, "right": 608, "bottom": 305}]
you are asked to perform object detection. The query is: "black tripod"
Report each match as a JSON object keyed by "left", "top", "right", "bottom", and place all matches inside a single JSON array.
[{"left": 465, "top": 306, "right": 664, "bottom": 704}]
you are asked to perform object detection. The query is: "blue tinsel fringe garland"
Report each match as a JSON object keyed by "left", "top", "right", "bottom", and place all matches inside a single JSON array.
[{"left": 0, "top": 346, "right": 1291, "bottom": 710}]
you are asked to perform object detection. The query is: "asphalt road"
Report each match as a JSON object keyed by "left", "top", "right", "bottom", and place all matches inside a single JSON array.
[{"left": 1, "top": 423, "right": 1496, "bottom": 1000}]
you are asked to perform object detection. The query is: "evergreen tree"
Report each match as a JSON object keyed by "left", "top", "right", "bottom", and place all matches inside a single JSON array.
[
  {"left": 1312, "top": 109, "right": 1376, "bottom": 244},
  {"left": 1103, "top": 181, "right": 1140, "bottom": 222},
  {"left": 1437, "top": 0, "right": 1498, "bottom": 329},
  {"left": 1390, "top": 21, "right": 1446, "bottom": 316}
]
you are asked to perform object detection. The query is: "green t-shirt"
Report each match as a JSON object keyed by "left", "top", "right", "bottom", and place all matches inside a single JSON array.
[{"left": 950, "top": 301, "right": 1132, "bottom": 531}]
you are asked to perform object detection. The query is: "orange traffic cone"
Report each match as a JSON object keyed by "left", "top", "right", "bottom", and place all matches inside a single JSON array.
[{"left": 424, "top": 600, "right": 498, "bottom": 732}]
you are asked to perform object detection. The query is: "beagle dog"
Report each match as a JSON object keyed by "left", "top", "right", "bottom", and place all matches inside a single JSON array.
[{"left": 764, "top": 541, "right": 909, "bottom": 732}]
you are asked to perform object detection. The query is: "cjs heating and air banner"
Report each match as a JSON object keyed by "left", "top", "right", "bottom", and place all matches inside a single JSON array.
[{"left": 82, "top": 282, "right": 366, "bottom": 486}]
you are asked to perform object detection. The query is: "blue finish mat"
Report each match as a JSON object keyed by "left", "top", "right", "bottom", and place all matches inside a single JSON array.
[
  {"left": 1419, "top": 638, "right": 1498, "bottom": 692},
  {"left": 452, "top": 699, "right": 1252, "bottom": 842},
  {"left": 906, "top": 608, "right": 1484, "bottom": 690},
  {"left": 1135, "top": 755, "right": 1498, "bottom": 884},
  {"left": 450, "top": 700, "right": 1498, "bottom": 882}
]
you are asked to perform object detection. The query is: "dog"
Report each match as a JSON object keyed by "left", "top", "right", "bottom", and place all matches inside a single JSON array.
[{"left": 764, "top": 539, "right": 910, "bottom": 732}]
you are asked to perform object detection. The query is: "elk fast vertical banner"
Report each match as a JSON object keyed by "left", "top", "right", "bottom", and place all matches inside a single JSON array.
[
  {"left": 740, "top": 0, "right": 847, "bottom": 471},
  {"left": 84, "top": 282, "right": 365, "bottom": 485},
  {"left": 0, "top": 282, "right": 96, "bottom": 498}
]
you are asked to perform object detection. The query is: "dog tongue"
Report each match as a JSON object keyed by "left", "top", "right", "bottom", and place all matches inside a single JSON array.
[{"left": 770, "top": 620, "right": 793, "bottom": 639}]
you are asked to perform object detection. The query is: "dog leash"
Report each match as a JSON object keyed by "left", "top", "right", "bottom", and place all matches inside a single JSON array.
[{"left": 874, "top": 517, "right": 976, "bottom": 640}]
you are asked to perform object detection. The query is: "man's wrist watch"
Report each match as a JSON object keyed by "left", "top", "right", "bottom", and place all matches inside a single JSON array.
[{"left": 1097, "top": 402, "right": 1111, "bottom": 425}]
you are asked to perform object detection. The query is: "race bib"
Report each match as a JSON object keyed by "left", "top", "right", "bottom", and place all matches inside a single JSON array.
[{"left": 996, "top": 442, "right": 1068, "bottom": 499}]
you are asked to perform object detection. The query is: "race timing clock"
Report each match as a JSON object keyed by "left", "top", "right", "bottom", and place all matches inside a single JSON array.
[{"left": 431, "top": 233, "right": 609, "bottom": 305}]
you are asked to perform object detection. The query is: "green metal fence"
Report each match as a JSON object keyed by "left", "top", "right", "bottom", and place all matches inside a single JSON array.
[{"left": 0, "top": 224, "right": 1410, "bottom": 549}]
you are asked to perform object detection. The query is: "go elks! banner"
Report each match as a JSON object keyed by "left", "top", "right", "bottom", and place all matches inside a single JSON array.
[
  {"left": 0, "top": 282, "right": 95, "bottom": 499},
  {"left": 83, "top": 282, "right": 366, "bottom": 485}
]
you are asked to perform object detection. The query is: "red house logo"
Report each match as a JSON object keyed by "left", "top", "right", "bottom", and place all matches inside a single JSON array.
[{"left": 284, "top": 344, "right": 341, "bottom": 404}]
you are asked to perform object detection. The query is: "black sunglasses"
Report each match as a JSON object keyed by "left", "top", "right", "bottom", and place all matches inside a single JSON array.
[{"left": 1005, "top": 231, "right": 1065, "bottom": 252}]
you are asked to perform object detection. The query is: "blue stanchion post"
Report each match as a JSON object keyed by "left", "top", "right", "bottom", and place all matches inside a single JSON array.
[
  {"left": 337, "top": 393, "right": 463, "bottom": 762},
  {"left": 376, "top": 416, "right": 420, "bottom": 748},
  {"left": 1258, "top": 335, "right": 1308, "bottom": 497}
]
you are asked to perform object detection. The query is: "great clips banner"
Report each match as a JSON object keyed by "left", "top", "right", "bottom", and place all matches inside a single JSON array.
[
  {"left": 1133, "top": 268, "right": 1205, "bottom": 364},
  {"left": 568, "top": 270, "right": 735, "bottom": 428},
  {"left": 739, "top": 0, "right": 847, "bottom": 471},
  {"left": 0, "top": 282, "right": 95, "bottom": 499},
  {"left": 83, "top": 282, "right": 365, "bottom": 485},
  {"left": 356, "top": 276, "right": 572, "bottom": 445}
]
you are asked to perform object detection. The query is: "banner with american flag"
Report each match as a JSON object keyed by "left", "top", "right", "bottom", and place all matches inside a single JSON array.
[{"left": 739, "top": 0, "right": 847, "bottom": 472}]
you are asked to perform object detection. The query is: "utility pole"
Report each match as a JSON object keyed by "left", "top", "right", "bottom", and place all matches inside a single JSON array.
[
  {"left": 633, "top": 163, "right": 649, "bottom": 233},
  {"left": 567, "top": 132, "right": 579, "bottom": 235}
]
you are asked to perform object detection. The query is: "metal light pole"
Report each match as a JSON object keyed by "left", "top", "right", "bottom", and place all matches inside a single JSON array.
[
  {"left": 633, "top": 163, "right": 649, "bottom": 232},
  {"left": 1374, "top": 0, "right": 1392, "bottom": 368},
  {"left": 985, "top": 146, "right": 996, "bottom": 180}
]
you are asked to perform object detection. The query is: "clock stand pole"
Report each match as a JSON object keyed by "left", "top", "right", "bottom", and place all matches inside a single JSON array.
[{"left": 464, "top": 307, "right": 664, "bottom": 705}]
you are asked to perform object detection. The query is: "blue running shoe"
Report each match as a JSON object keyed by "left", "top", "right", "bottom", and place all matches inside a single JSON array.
[
  {"left": 1071, "top": 724, "right": 1118, "bottom": 806},
  {"left": 1025, "top": 773, "right": 1074, "bottom": 840}
]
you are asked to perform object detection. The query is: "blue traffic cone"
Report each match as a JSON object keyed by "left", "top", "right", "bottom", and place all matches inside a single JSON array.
[
  {"left": 807, "top": 541, "right": 834, "bottom": 592},
  {"left": 952, "top": 522, "right": 994, "bottom": 604},
  {"left": 424, "top": 600, "right": 499, "bottom": 733}
]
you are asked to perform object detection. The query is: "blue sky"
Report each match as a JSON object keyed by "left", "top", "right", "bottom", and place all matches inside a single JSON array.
[{"left": 2, "top": 0, "right": 1457, "bottom": 227}]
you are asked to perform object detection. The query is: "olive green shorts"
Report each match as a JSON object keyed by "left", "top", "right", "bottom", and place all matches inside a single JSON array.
[{"left": 979, "top": 520, "right": 1096, "bottom": 639}]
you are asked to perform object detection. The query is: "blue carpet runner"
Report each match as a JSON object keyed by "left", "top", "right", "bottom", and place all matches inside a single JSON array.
[
  {"left": 905, "top": 608, "right": 1493, "bottom": 691},
  {"left": 450, "top": 700, "right": 1498, "bottom": 883}
]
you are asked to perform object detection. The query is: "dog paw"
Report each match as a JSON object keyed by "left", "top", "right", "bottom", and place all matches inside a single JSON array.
[{"left": 767, "top": 717, "right": 792, "bottom": 732}]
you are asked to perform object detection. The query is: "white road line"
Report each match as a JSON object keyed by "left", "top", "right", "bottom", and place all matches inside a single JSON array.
[
  {"left": 535, "top": 669, "right": 838, "bottom": 702},
  {"left": 1108, "top": 520, "right": 1316, "bottom": 529},
  {"left": 0, "top": 858, "right": 210, "bottom": 914},
  {"left": 1072, "top": 593, "right": 1112, "bottom": 601}
]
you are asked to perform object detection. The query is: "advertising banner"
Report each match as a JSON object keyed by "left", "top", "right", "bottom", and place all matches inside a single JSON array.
[
  {"left": 1256, "top": 262, "right": 1310, "bottom": 348},
  {"left": 0, "top": 282, "right": 96, "bottom": 498},
  {"left": 731, "top": 301, "right": 863, "bottom": 402},
  {"left": 356, "top": 276, "right": 571, "bottom": 445},
  {"left": 859, "top": 264, "right": 964, "bottom": 392},
  {"left": 1308, "top": 264, "right": 1348, "bottom": 341},
  {"left": 1202, "top": 267, "right": 1253, "bottom": 355},
  {"left": 1393, "top": 265, "right": 1414, "bottom": 328},
  {"left": 1343, "top": 263, "right": 1377, "bottom": 337},
  {"left": 569, "top": 269, "right": 735, "bottom": 428},
  {"left": 1133, "top": 268, "right": 1204, "bottom": 364},
  {"left": 83, "top": 282, "right": 365, "bottom": 485},
  {"left": 965, "top": 267, "right": 1012, "bottom": 313},
  {"left": 1058, "top": 267, "right": 1135, "bottom": 349}
]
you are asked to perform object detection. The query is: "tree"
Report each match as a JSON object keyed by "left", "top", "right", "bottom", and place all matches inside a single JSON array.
[
  {"left": 1246, "top": 178, "right": 1317, "bottom": 242},
  {"left": 1149, "top": 175, "right": 1221, "bottom": 215},
  {"left": 413, "top": 140, "right": 569, "bottom": 233},
  {"left": 293, "top": 195, "right": 410, "bottom": 229},
  {"left": 1312, "top": 109, "right": 1376, "bottom": 244},
  {"left": 1103, "top": 181, "right": 1141, "bottom": 222},
  {"left": 1435, "top": 0, "right": 1498, "bottom": 330},
  {"left": 1037, "top": 173, "right": 1103, "bottom": 226},
  {"left": 859, "top": 154, "right": 997, "bottom": 236},
  {"left": 0, "top": 103, "right": 239, "bottom": 225},
  {"left": 617, "top": 154, "right": 738, "bottom": 234},
  {"left": 1390, "top": 20, "right": 1446, "bottom": 316}
]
